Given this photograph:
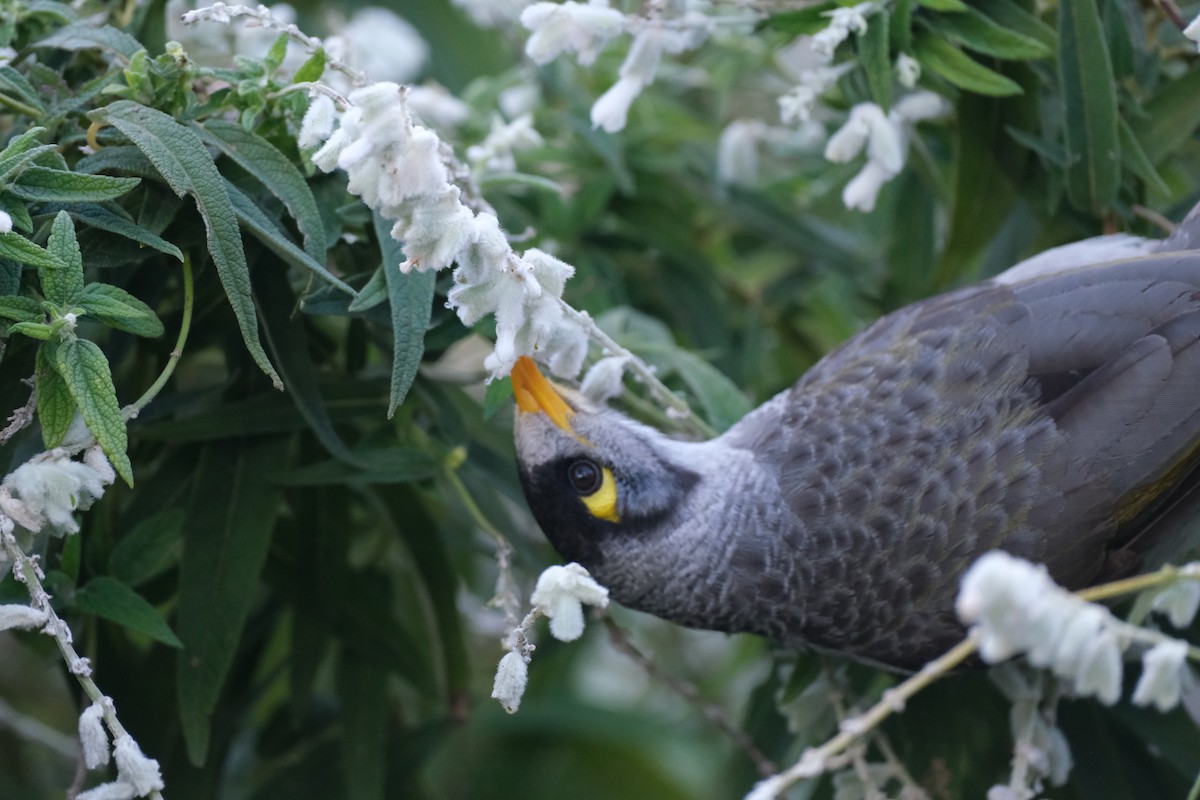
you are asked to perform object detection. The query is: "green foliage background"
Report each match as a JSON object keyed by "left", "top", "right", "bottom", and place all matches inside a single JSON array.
[{"left": 0, "top": 0, "right": 1198, "bottom": 798}]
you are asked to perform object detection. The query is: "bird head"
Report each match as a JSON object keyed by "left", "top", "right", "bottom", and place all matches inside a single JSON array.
[{"left": 510, "top": 356, "right": 702, "bottom": 580}]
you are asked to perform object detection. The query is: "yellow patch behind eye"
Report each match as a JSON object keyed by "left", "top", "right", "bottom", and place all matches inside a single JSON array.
[{"left": 580, "top": 467, "right": 620, "bottom": 523}]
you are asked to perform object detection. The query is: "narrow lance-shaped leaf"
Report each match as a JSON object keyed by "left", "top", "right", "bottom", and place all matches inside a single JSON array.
[
  {"left": 376, "top": 211, "right": 434, "bottom": 418},
  {"left": 0, "top": 232, "right": 65, "bottom": 271},
  {"left": 91, "top": 101, "right": 281, "bottom": 388},
  {"left": 914, "top": 33, "right": 1023, "bottom": 96},
  {"left": 44, "top": 211, "right": 85, "bottom": 306},
  {"left": 1058, "top": 0, "right": 1119, "bottom": 211},
  {"left": 54, "top": 337, "right": 133, "bottom": 485},
  {"left": 0, "top": 295, "right": 44, "bottom": 322},
  {"left": 10, "top": 167, "right": 141, "bottom": 203},
  {"left": 65, "top": 203, "right": 183, "bottom": 261},
  {"left": 77, "top": 283, "right": 164, "bottom": 338},
  {"left": 859, "top": 11, "right": 892, "bottom": 110},
  {"left": 75, "top": 576, "right": 183, "bottom": 648},
  {"left": 176, "top": 436, "right": 290, "bottom": 765},
  {"left": 927, "top": 6, "right": 1053, "bottom": 60}
]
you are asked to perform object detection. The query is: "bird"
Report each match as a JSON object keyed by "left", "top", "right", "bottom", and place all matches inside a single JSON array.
[{"left": 511, "top": 203, "right": 1200, "bottom": 671}]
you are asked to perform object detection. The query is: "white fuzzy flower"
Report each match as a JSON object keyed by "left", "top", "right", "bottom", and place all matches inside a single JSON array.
[
  {"left": 539, "top": 317, "right": 589, "bottom": 378},
  {"left": 491, "top": 650, "right": 529, "bottom": 714},
  {"left": 895, "top": 53, "right": 921, "bottom": 88},
  {"left": 893, "top": 90, "right": 950, "bottom": 123},
  {"left": 75, "top": 782, "right": 138, "bottom": 800},
  {"left": 394, "top": 187, "right": 477, "bottom": 273},
  {"left": 467, "top": 114, "right": 544, "bottom": 173},
  {"left": 0, "top": 210, "right": 12, "bottom": 234},
  {"left": 581, "top": 355, "right": 629, "bottom": 401},
  {"left": 0, "top": 603, "right": 48, "bottom": 632},
  {"left": 530, "top": 562, "right": 609, "bottom": 641},
  {"left": 298, "top": 94, "right": 337, "bottom": 149},
  {"left": 1185, "top": 14, "right": 1200, "bottom": 48},
  {"left": 407, "top": 85, "right": 471, "bottom": 130},
  {"left": 1150, "top": 579, "right": 1200, "bottom": 628},
  {"left": 811, "top": 2, "right": 875, "bottom": 58},
  {"left": 841, "top": 159, "right": 892, "bottom": 212},
  {"left": 591, "top": 75, "right": 644, "bottom": 133},
  {"left": 521, "top": 1, "right": 626, "bottom": 66},
  {"left": 717, "top": 120, "right": 764, "bottom": 187},
  {"left": 1132, "top": 640, "right": 1189, "bottom": 712},
  {"left": 1074, "top": 629, "right": 1123, "bottom": 705},
  {"left": 79, "top": 701, "right": 111, "bottom": 769},
  {"left": 113, "top": 735, "right": 164, "bottom": 795},
  {"left": 590, "top": 19, "right": 705, "bottom": 133},
  {"left": 3, "top": 450, "right": 116, "bottom": 534},
  {"left": 325, "top": 7, "right": 428, "bottom": 86}
]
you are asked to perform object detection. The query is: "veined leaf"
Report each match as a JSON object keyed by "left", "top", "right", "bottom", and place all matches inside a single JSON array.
[
  {"left": 94, "top": 101, "right": 281, "bottom": 388},
  {"left": 1117, "top": 119, "right": 1169, "bottom": 196},
  {"left": 859, "top": 11, "right": 892, "bottom": 110},
  {"left": 197, "top": 119, "right": 326, "bottom": 263},
  {"left": 973, "top": 0, "right": 1056, "bottom": 49},
  {"left": 759, "top": 3, "right": 837, "bottom": 36},
  {"left": 1058, "top": 0, "right": 1119, "bottom": 211},
  {"left": 66, "top": 202, "right": 183, "bottom": 260},
  {"left": 0, "top": 68, "right": 45, "bottom": 114},
  {"left": 77, "top": 282, "right": 165, "bottom": 337},
  {"left": 0, "top": 295, "right": 43, "bottom": 322},
  {"left": 10, "top": 167, "right": 140, "bottom": 203},
  {"left": 54, "top": 337, "right": 133, "bottom": 485},
  {"left": 44, "top": 211, "right": 84, "bottom": 306},
  {"left": 75, "top": 576, "right": 182, "bottom": 648},
  {"left": 0, "top": 193, "right": 32, "bottom": 233},
  {"left": 348, "top": 266, "right": 387, "bottom": 312},
  {"left": 376, "top": 211, "right": 434, "bottom": 418},
  {"left": 1130, "top": 69, "right": 1200, "bottom": 165},
  {"left": 176, "top": 436, "right": 290, "bottom": 766},
  {"left": 292, "top": 49, "right": 326, "bottom": 84},
  {"left": 0, "top": 232, "right": 65, "bottom": 270},
  {"left": 36, "top": 342, "right": 73, "bottom": 449},
  {"left": 914, "top": 34, "right": 1023, "bottom": 96},
  {"left": 34, "top": 22, "right": 142, "bottom": 61}
]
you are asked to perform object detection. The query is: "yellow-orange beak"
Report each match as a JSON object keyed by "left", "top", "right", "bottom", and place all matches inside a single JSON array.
[{"left": 512, "top": 356, "right": 575, "bottom": 433}]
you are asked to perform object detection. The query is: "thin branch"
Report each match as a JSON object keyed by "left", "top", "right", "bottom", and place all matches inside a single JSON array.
[
  {"left": 0, "top": 380, "right": 36, "bottom": 445},
  {"left": 124, "top": 252, "right": 195, "bottom": 420},
  {"left": 603, "top": 617, "right": 777, "bottom": 778}
]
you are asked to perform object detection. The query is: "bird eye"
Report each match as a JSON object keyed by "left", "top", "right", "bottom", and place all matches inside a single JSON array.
[{"left": 567, "top": 459, "right": 602, "bottom": 494}]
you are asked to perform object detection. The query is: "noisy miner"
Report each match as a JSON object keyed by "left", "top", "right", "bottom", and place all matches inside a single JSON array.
[{"left": 512, "top": 205, "right": 1200, "bottom": 671}]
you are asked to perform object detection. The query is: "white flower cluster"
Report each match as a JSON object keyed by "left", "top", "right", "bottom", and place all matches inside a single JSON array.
[
  {"left": 520, "top": 2, "right": 712, "bottom": 133},
  {"left": 491, "top": 562, "right": 609, "bottom": 713},
  {"left": 73, "top": 699, "right": 167, "bottom": 799},
  {"left": 0, "top": 446, "right": 115, "bottom": 535},
  {"left": 466, "top": 114, "right": 544, "bottom": 173},
  {"left": 306, "top": 82, "right": 587, "bottom": 377},
  {"left": 823, "top": 91, "right": 948, "bottom": 212},
  {"left": 811, "top": 2, "right": 877, "bottom": 59},
  {"left": 957, "top": 552, "right": 1197, "bottom": 712}
]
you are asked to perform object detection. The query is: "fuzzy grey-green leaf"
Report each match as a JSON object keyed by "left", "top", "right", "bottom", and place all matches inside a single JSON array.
[
  {"left": 44, "top": 211, "right": 84, "bottom": 306},
  {"left": 0, "top": 232, "right": 66, "bottom": 270},
  {"left": 78, "top": 282, "right": 164, "bottom": 337},
  {"left": 10, "top": 167, "right": 140, "bottom": 203},
  {"left": 36, "top": 342, "right": 74, "bottom": 449},
  {"left": 376, "top": 211, "right": 433, "bottom": 418},
  {"left": 0, "top": 295, "right": 44, "bottom": 323},
  {"left": 54, "top": 337, "right": 133, "bottom": 485},
  {"left": 94, "top": 101, "right": 281, "bottom": 388}
]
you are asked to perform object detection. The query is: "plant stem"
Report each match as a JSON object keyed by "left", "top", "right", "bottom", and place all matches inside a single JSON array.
[{"left": 124, "top": 252, "right": 194, "bottom": 420}]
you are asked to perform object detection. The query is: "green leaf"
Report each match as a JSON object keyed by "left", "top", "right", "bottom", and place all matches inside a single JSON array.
[
  {"left": 292, "top": 49, "right": 327, "bottom": 84},
  {"left": 44, "top": 211, "right": 84, "bottom": 306},
  {"left": 0, "top": 193, "right": 32, "bottom": 233},
  {"left": 0, "top": 127, "right": 48, "bottom": 174},
  {"left": 925, "top": 7, "right": 1052, "bottom": 60},
  {"left": 256, "top": 262, "right": 360, "bottom": 465},
  {"left": 891, "top": 0, "right": 914, "bottom": 50},
  {"left": 176, "top": 436, "right": 290, "bottom": 766},
  {"left": 271, "top": 448, "right": 438, "bottom": 486},
  {"left": 859, "top": 11, "right": 892, "bottom": 110},
  {"left": 914, "top": 34, "right": 1023, "bottom": 96},
  {"left": 917, "top": 0, "right": 968, "bottom": 10},
  {"left": 197, "top": 118, "right": 327, "bottom": 263},
  {"left": 1117, "top": 118, "right": 1169, "bottom": 196},
  {"left": 347, "top": 265, "right": 387, "bottom": 312},
  {"left": 9, "top": 167, "right": 140, "bottom": 203},
  {"left": 93, "top": 101, "right": 281, "bottom": 388},
  {"left": 108, "top": 508, "right": 185, "bottom": 587},
  {"left": 972, "top": 0, "right": 1056, "bottom": 50},
  {"left": 7, "top": 321, "right": 53, "bottom": 339},
  {"left": 36, "top": 342, "right": 73, "bottom": 448},
  {"left": 54, "top": 337, "right": 133, "bottom": 485},
  {"left": 66, "top": 203, "right": 183, "bottom": 260},
  {"left": 376, "top": 211, "right": 434, "bottom": 418},
  {"left": 1058, "top": 0, "right": 1119, "bottom": 212},
  {"left": 34, "top": 22, "right": 142, "bottom": 61},
  {"left": 75, "top": 575, "right": 182, "bottom": 648},
  {"left": 0, "top": 67, "right": 45, "bottom": 114},
  {"left": 0, "top": 295, "right": 43, "bottom": 322},
  {"left": 1130, "top": 69, "right": 1200, "bottom": 165},
  {"left": 0, "top": 232, "right": 65, "bottom": 270},
  {"left": 224, "top": 180, "right": 356, "bottom": 295},
  {"left": 338, "top": 657, "right": 388, "bottom": 800},
  {"left": 760, "top": 3, "right": 837, "bottom": 36},
  {"left": 665, "top": 350, "right": 752, "bottom": 433},
  {"left": 77, "top": 282, "right": 165, "bottom": 337}
]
